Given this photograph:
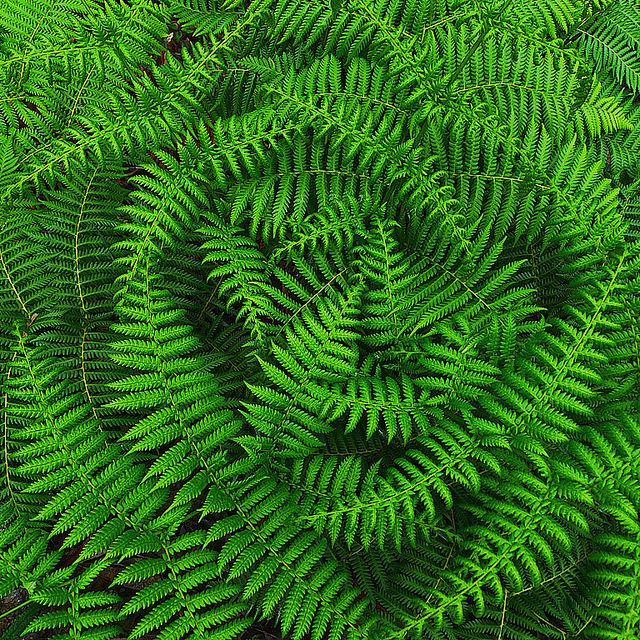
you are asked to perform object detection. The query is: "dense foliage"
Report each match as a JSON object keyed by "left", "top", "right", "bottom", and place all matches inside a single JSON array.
[{"left": 1, "top": 0, "right": 640, "bottom": 638}]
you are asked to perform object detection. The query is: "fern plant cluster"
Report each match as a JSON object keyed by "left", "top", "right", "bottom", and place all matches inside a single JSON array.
[{"left": 1, "top": 0, "right": 640, "bottom": 638}]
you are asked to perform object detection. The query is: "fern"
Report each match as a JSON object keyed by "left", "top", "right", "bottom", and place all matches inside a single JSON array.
[{"left": 1, "top": 0, "right": 640, "bottom": 638}]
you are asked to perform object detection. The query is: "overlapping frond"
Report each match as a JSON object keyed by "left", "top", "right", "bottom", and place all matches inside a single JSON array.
[{"left": 1, "top": 0, "right": 640, "bottom": 638}]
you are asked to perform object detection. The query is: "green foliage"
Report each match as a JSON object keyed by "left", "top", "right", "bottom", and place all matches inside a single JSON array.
[{"left": 1, "top": 0, "right": 640, "bottom": 638}]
